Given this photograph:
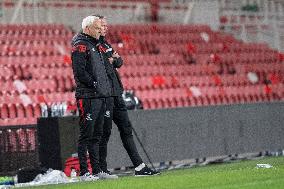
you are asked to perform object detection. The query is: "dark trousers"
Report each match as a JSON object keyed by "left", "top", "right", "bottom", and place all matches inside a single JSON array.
[
  {"left": 99, "top": 95, "right": 143, "bottom": 170},
  {"left": 98, "top": 97, "right": 114, "bottom": 172},
  {"left": 77, "top": 97, "right": 113, "bottom": 175}
]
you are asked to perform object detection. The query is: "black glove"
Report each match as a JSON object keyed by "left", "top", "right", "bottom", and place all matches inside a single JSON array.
[
  {"left": 98, "top": 44, "right": 113, "bottom": 58},
  {"left": 113, "top": 57, "right": 123, "bottom": 68}
]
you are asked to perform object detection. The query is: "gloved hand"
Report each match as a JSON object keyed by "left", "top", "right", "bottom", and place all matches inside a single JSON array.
[
  {"left": 112, "top": 57, "right": 123, "bottom": 68},
  {"left": 98, "top": 44, "right": 112, "bottom": 58}
]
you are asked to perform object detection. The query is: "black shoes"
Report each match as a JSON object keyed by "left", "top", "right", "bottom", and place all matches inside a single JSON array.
[{"left": 135, "top": 166, "right": 160, "bottom": 176}]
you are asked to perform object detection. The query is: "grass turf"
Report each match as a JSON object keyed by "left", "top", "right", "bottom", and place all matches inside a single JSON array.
[{"left": 22, "top": 156, "right": 284, "bottom": 189}]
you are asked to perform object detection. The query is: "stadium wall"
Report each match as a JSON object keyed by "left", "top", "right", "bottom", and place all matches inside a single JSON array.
[
  {"left": 0, "top": 0, "right": 220, "bottom": 31},
  {"left": 37, "top": 102, "right": 284, "bottom": 170}
]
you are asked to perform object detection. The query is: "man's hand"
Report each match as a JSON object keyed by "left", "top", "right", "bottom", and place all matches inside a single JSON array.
[
  {"left": 108, "top": 57, "right": 114, "bottom": 64},
  {"left": 112, "top": 51, "right": 120, "bottom": 58}
]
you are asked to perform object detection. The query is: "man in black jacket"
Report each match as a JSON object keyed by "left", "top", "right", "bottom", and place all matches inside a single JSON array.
[
  {"left": 97, "top": 15, "right": 160, "bottom": 176},
  {"left": 71, "top": 15, "right": 115, "bottom": 181}
]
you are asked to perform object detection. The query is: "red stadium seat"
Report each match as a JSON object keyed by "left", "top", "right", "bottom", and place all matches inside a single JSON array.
[
  {"left": 16, "top": 104, "right": 26, "bottom": 118},
  {"left": 25, "top": 104, "right": 34, "bottom": 118},
  {"left": 33, "top": 104, "right": 42, "bottom": 118},
  {"left": 8, "top": 104, "right": 17, "bottom": 119},
  {"left": 0, "top": 104, "right": 9, "bottom": 119}
]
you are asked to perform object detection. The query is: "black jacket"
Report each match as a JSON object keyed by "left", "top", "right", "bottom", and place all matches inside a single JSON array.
[
  {"left": 71, "top": 33, "right": 111, "bottom": 98},
  {"left": 98, "top": 36, "right": 124, "bottom": 96}
]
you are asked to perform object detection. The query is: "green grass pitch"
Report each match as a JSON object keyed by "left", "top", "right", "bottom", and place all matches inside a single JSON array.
[{"left": 22, "top": 156, "right": 284, "bottom": 189}]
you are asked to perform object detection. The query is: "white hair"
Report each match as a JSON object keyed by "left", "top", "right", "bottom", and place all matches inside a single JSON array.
[{"left": 82, "top": 15, "right": 100, "bottom": 30}]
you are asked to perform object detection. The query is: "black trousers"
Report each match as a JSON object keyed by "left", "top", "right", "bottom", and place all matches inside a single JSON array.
[
  {"left": 99, "top": 95, "right": 143, "bottom": 171},
  {"left": 77, "top": 97, "right": 113, "bottom": 175}
]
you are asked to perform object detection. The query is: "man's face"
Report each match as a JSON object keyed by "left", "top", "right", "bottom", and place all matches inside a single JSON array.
[
  {"left": 100, "top": 19, "right": 108, "bottom": 37},
  {"left": 88, "top": 19, "right": 102, "bottom": 39}
]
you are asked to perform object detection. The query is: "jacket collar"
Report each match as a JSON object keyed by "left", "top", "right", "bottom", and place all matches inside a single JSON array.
[
  {"left": 80, "top": 32, "right": 99, "bottom": 44},
  {"left": 99, "top": 36, "right": 106, "bottom": 43}
]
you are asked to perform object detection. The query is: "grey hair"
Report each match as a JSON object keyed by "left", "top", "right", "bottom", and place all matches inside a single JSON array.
[
  {"left": 92, "top": 14, "right": 105, "bottom": 19},
  {"left": 81, "top": 15, "right": 100, "bottom": 30}
]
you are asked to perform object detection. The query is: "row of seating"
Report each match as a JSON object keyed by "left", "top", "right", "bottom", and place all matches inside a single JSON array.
[
  {"left": 142, "top": 92, "right": 281, "bottom": 109},
  {"left": 0, "top": 24, "right": 69, "bottom": 30},
  {"left": 121, "top": 73, "right": 282, "bottom": 90},
  {"left": 1, "top": 70, "right": 282, "bottom": 97},
  {"left": 0, "top": 40, "right": 69, "bottom": 47},
  {"left": 0, "top": 92, "right": 74, "bottom": 106},
  {"left": 108, "top": 24, "right": 212, "bottom": 34},
  {"left": 0, "top": 56, "right": 69, "bottom": 67},
  {"left": 1, "top": 82, "right": 282, "bottom": 119},
  {"left": 1, "top": 53, "right": 280, "bottom": 79},
  {"left": 0, "top": 24, "right": 72, "bottom": 34},
  {"left": 135, "top": 83, "right": 283, "bottom": 100},
  {"left": 0, "top": 103, "right": 41, "bottom": 120},
  {"left": 0, "top": 49, "right": 66, "bottom": 57},
  {"left": 119, "top": 63, "right": 283, "bottom": 77}
]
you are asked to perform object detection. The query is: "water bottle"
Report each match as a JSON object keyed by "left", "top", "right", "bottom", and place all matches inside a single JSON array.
[
  {"left": 70, "top": 169, "right": 77, "bottom": 178},
  {"left": 62, "top": 102, "right": 67, "bottom": 117},
  {"left": 51, "top": 103, "right": 57, "bottom": 117},
  {"left": 70, "top": 168, "right": 78, "bottom": 182},
  {"left": 56, "top": 103, "right": 60, "bottom": 117},
  {"left": 56, "top": 102, "right": 62, "bottom": 117},
  {"left": 40, "top": 104, "right": 48, "bottom": 117},
  {"left": 50, "top": 103, "right": 54, "bottom": 117},
  {"left": 75, "top": 108, "right": 79, "bottom": 116},
  {"left": 44, "top": 104, "right": 48, "bottom": 117}
]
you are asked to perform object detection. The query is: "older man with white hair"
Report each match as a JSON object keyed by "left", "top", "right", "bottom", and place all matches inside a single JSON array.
[{"left": 71, "top": 15, "right": 115, "bottom": 181}]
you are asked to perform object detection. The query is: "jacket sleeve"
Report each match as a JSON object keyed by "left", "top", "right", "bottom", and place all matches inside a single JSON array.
[
  {"left": 71, "top": 42, "right": 96, "bottom": 88},
  {"left": 112, "top": 57, "right": 123, "bottom": 68},
  {"left": 104, "top": 41, "right": 124, "bottom": 68},
  {"left": 100, "top": 41, "right": 113, "bottom": 58}
]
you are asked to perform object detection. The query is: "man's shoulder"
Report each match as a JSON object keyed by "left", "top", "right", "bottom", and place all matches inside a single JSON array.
[
  {"left": 72, "top": 33, "right": 95, "bottom": 46},
  {"left": 72, "top": 36, "right": 89, "bottom": 46},
  {"left": 72, "top": 35, "right": 89, "bottom": 53}
]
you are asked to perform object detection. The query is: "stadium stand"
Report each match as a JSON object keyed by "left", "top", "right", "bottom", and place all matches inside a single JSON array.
[{"left": 0, "top": 23, "right": 283, "bottom": 126}]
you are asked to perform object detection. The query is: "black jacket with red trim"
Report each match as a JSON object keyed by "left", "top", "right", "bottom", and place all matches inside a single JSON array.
[
  {"left": 98, "top": 36, "right": 124, "bottom": 96},
  {"left": 71, "top": 33, "right": 111, "bottom": 98}
]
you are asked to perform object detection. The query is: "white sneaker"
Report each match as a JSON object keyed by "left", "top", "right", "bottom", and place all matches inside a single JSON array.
[
  {"left": 80, "top": 172, "right": 99, "bottom": 182},
  {"left": 96, "top": 171, "right": 118, "bottom": 179}
]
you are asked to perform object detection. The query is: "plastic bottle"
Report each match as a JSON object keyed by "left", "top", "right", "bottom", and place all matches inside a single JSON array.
[
  {"left": 50, "top": 103, "right": 54, "bottom": 117},
  {"left": 70, "top": 169, "right": 77, "bottom": 178},
  {"left": 61, "top": 102, "right": 67, "bottom": 117},
  {"left": 40, "top": 104, "right": 48, "bottom": 117},
  {"left": 51, "top": 103, "right": 58, "bottom": 117},
  {"left": 57, "top": 103, "right": 62, "bottom": 117}
]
